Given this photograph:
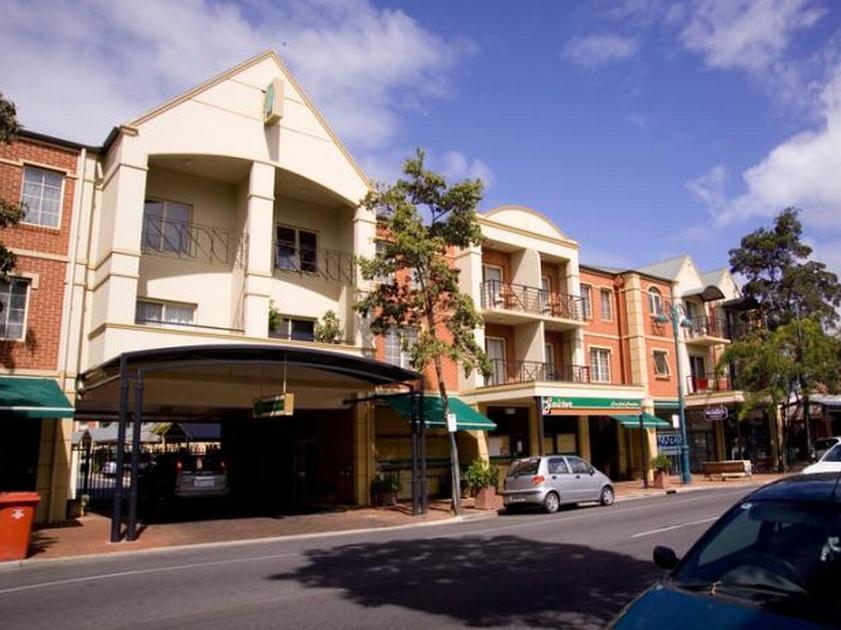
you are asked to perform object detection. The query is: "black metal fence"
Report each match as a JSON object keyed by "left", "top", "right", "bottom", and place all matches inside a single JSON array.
[
  {"left": 480, "top": 280, "right": 583, "bottom": 321},
  {"left": 486, "top": 359, "right": 591, "bottom": 386}
]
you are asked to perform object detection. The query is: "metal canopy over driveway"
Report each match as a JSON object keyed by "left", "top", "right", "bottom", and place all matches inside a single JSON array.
[{"left": 77, "top": 345, "right": 421, "bottom": 543}]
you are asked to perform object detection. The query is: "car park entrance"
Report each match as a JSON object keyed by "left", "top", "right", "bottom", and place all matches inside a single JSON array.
[{"left": 75, "top": 345, "right": 420, "bottom": 542}]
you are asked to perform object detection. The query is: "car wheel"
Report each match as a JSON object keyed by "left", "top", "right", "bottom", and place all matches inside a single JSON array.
[
  {"left": 543, "top": 492, "right": 560, "bottom": 514},
  {"left": 600, "top": 486, "right": 615, "bottom": 506}
]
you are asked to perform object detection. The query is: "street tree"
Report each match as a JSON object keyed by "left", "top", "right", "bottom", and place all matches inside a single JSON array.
[
  {"left": 354, "top": 149, "right": 491, "bottom": 513},
  {"left": 728, "top": 208, "right": 841, "bottom": 329},
  {"left": 720, "top": 318, "right": 841, "bottom": 470},
  {"left": 0, "top": 93, "right": 23, "bottom": 278}
]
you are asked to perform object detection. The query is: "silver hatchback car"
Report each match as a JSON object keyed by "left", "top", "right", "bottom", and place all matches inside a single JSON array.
[{"left": 501, "top": 455, "right": 615, "bottom": 513}]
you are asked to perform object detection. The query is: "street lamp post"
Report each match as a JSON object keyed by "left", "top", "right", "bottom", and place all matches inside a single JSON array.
[{"left": 657, "top": 301, "right": 693, "bottom": 484}]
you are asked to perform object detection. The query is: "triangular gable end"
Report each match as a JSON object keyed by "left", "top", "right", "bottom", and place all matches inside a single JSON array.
[{"left": 125, "top": 50, "right": 370, "bottom": 206}]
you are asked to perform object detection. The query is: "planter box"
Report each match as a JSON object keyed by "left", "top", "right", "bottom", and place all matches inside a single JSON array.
[
  {"left": 653, "top": 471, "right": 670, "bottom": 490},
  {"left": 373, "top": 491, "right": 397, "bottom": 506},
  {"left": 474, "top": 486, "right": 497, "bottom": 510}
]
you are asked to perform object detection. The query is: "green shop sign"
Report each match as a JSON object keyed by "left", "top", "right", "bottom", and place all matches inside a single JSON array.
[{"left": 542, "top": 396, "right": 642, "bottom": 414}]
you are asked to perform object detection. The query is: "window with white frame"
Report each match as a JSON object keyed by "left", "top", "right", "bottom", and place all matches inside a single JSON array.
[
  {"left": 0, "top": 278, "right": 30, "bottom": 340},
  {"left": 385, "top": 328, "right": 417, "bottom": 368},
  {"left": 142, "top": 199, "right": 191, "bottom": 254},
  {"left": 374, "top": 240, "right": 394, "bottom": 284},
  {"left": 21, "top": 167, "right": 63, "bottom": 227},
  {"left": 135, "top": 299, "right": 195, "bottom": 325},
  {"left": 276, "top": 226, "right": 318, "bottom": 273},
  {"left": 648, "top": 287, "right": 663, "bottom": 317},
  {"left": 277, "top": 317, "right": 316, "bottom": 341},
  {"left": 653, "top": 350, "right": 670, "bottom": 377},
  {"left": 600, "top": 288, "right": 613, "bottom": 320},
  {"left": 581, "top": 284, "right": 593, "bottom": 319},
  {"left": 589, "top": 347, "right": 611, "bottom": 383}
]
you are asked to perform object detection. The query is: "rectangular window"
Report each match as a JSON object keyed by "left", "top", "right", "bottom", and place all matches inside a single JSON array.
[
  {"left": 600, "top": 288, "right": 613, "bottom": 320},
  {"left": 276, "top": 226, "right": 318, "bottom": 273},
  {"left": 653, "top": 350, "right": 670, "bottom": 377},
  {"left": 589, "top": 347, "right": 611, "bottom": 383},
  {"left": 374, "top": 240, "right": 394, "bottom": 284},
  {"left": 544, "top": 342, "right": 555, "bottom": 378},
  {"left": 0, "top": 279, "right": 29, "bottom": 340},
  {"left": 482, "top": 265, "right": 504, "bottom": 307},
  {"left": 580, "top": 284, "right": 593, "bottom": 319},
  {"left": 142, "top": 199, "right": 191, "bottom": 254},
  {"left": 135, "top": 299, "right": 195, "bottom": 325},
  {"left": 385, "top": 328, "right": 416, "bottom": 368},
  {"left": 21, "top": 166, "right": 63, "bottom": 228},
  {"left": 281, "top": 317, "right": 315, "bottom": 341},
  {"left": 485, "top": 337, "right": 506, "bottom": 385}
]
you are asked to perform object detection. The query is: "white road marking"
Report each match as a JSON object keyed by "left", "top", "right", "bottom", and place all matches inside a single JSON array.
[
  {"left": 0, "top": 552, "right": 297, "bottom": 596},
  {"left": 630, "top": 516, "right": 718, "bottom": 538}
]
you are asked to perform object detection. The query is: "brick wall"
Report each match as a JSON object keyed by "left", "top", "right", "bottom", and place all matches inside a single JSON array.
[{"left": 482, "top": 249, "right": 511, "bottom": 282}]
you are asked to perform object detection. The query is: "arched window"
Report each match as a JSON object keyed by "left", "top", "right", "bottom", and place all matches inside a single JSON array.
[{"left": 648, "top": 287, "right": 663, "bottom": 317}]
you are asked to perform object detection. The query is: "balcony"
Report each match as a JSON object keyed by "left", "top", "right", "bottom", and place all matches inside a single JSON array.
[
  {"left": 486, "top": 359, "right": 590, "bottom": 386},
  {"left": 687, "top": 373, "right": 732, "bottom": 395},
  {"left": 141, "top": 216, "right": 248, "bottom": 267},
  {"left": 275, "top": 242, "right": 356, "bottom": 285},
  {"left": 683, "top": 315, "right": 730, "bottom": 346},
  {"left": 480, "top": 280, "right": 583, "bottom": 329}
]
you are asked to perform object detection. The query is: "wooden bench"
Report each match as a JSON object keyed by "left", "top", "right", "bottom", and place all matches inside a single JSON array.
[{"left": 701, "top": 460, "right": 752, "bottom": 480}]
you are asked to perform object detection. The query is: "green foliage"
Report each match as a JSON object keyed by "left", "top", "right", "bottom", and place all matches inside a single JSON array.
[
  {"left": 354, "top": 148, "right": 491, "bottom": 400},
  {"left": 370, "top": 473, "right": 400, "bottom": 494},
  {"left": 463, "top": 458, "right": 498, "bottom": 490},
  {"left": 0, "top": 93, "right": 22, "bottom": 280},
  {"left": 728, "top": 208, "right": 841, "bottom": 329},
  {"left": 650, "top": 454, "right": 671, "bottom": 473},
  {"left": 268, "top": 300, "right": 280, "bottom": 331},
  {"left": 314, "top": 310, "right": 343, "bottom": 344}
]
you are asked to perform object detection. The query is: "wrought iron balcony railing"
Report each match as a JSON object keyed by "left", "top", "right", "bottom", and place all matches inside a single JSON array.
[
  {"left": 480, "top": 280, "right": 583, "bottom": 321},
  {"left": 275, "top": 241, "right": 356, "bottom": 285},
  {"left": 486, "top": 359, "right": 591, "bottom": 386},
  {"left": 141, "top": 216, "right": 247, "bottom": 267},
  {"left": 684, "top": 314, "right": 729, "bottom": 340},
  {"left": 687, "top": 373, "right": 732, "bottom": 394}
]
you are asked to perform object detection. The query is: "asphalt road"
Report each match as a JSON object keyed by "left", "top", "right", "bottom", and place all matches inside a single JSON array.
[{"left": 0, "top": 487, "right": 757, "bottom": 629}]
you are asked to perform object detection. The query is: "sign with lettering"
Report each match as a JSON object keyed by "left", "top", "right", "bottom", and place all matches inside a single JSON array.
[
  {"left": 657, "top": 431, "right": 683, "bottom": 455},
  {"left": 542, "top": 396, "right": 642, "bottom": 415},
  {"left": 253, "top": 393, "right": 294, "bottom": 418},
  {"left": 704, "top": 405, "right": 729, "bottom": 421}
]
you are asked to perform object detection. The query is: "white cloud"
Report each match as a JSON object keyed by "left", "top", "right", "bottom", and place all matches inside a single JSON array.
[
  {"left": 562, "top": 35, "right": 638, "bottom": 69},
  {"left": 0, "top": 0, "right": 473, "bottom": 150},
  {"left": 687, "top": 164, "right": 729, "bottom": 217},
  {"left": 677, "top": 0, "right": 825, "bottom": 73},
  {"left": 440, "top": 151, "right": 496, "bottom": 188}
]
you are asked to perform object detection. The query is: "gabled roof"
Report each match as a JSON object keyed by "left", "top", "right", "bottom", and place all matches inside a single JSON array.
[
  {"left": 700, "top": 268, "right": 728, "bottom": 287},
  {"left": 634, "top": 255, "right": 690, "bottom": 281}
]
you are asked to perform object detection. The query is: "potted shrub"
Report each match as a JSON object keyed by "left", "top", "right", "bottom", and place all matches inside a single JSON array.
[
  {"left": 268, "top": 300, "right": 282, "bottom": 338},
  {"left": 651, "top": 454, "right": 672, "bottom": 489},
  {"left": 370, "top": 473, "right": 400, "bottom": 506},
  {"left": 314, "top": 310, "right": 343, "bottom": 344},
  {"left": 464, "top": 458, "right": 498, "bottom": 510}
]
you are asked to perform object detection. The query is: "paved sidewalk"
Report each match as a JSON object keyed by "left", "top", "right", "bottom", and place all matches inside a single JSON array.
[{"left": 18, "top": 474, "right": 785, "bottom": 564}]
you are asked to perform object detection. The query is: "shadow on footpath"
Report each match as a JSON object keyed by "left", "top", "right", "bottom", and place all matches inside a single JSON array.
[{"left": 268, "top": 534, "right": 661, "bottom": 628}]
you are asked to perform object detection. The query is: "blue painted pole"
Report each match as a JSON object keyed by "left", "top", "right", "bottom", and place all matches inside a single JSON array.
[{"left": 672, "top": 304, "right": 692, "bottom": 484}]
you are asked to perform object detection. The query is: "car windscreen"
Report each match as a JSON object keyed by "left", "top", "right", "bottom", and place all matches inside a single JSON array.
[
  {"left": 507, "top": 458, "right": 540, "bottom": 477},
  {"left": 672, "top": 499, "right": 841, "bottom": 624},
  {"left": 816, "top": 439, "right": 838, "bottom": 451},
  {"left": 821, "top": 444, "right": 841, "bottom": 462}
]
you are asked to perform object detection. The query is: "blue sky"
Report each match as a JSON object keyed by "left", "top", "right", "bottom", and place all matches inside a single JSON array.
[{"left": 2, "top": 0, "right": 840, "bottom": 277}]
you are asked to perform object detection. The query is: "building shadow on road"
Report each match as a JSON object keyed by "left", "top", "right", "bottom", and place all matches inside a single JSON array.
[{"left": 268, "top": 534, "right": 661, "bottom": 628}]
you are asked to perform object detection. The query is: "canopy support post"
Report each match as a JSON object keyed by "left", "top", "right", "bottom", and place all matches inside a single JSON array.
[
  {"left": 110, "top": 356, "right": 128, "bottom": 543},
  {"left": 419, "top": 396, "right": 427, "bottom": 515},
  {"left": 639, "top": 414, "right": 649, "bottom": 489},
  {"left": 126, "top": 370, "right": 144, "bottom": 541},
  {"left": 410, "top": 386, "right": 420, "bottom": 516}
]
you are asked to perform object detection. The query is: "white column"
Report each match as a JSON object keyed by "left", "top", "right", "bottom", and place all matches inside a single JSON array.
[
  {"left": 566, "top": 257, "right": 585, "bottom": 365},
  {"left": 243, "top": 162, "right": 275, "bottom": 337},
  {"left": 351, "top": 206, "right": 377, "bottom": 347},
  {"left": 458, "top": 244, "right": 485, "bottom": 389}
]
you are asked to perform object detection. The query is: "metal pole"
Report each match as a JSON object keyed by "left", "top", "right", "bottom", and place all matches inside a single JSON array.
[
  {"left": 83, "top": 438, "right": 91, "bottom": 496},
  {"left": 410, "top": 387, "right": 420, "bottom": 516},
  {"left": 127, "top": 370, "right": 143, "bottom": 541},
  {"left": 639, "top": 414, "right": 648, "bottom": 489},
  {"left": 536, "top": 397, "right": 545, "bottom": 456},
  {"left": 672, "top": 303, "right": 692, "bottom": 484},
  {"left": 419, "top": 401, "right": 427, "bottom": 515},
  {"left": 110, "top": 356, "right": 129, "bottom": 543}
]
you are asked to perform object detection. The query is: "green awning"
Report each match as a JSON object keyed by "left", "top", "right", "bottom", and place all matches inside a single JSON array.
[
  {"left": 611, "top": 413, "right": 671, "bottom": 430},
  {"left": 0, "top": 377, "right": 74, "bottom": 418},
  {"left": 382, "top": 394, "right": 496, "bottom": 431}
]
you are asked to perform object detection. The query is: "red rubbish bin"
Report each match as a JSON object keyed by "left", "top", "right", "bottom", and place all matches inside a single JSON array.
[{"left": 0, "top": 492, "right": 41, "bottom": 561}]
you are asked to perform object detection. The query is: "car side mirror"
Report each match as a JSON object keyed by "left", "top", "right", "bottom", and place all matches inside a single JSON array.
[
  {"left": 653, "top": 546, "right": 679, "bottom": 571},
  {"left": 588, "top": 467, "right": 595, "bottom": 475}
]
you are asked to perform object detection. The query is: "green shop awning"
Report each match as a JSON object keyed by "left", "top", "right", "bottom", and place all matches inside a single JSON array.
[
  {"left": 610, "top": 412, "right": 671, "bottom": 430},
  {"left": 382, "top": 394, "right": 496, "bottom": 431},
  {"left": 0, "top": 377, "right": 74, "bottom": 418}
]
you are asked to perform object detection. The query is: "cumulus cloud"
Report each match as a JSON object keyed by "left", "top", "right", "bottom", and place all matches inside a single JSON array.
[
  {"left": 677, "top": 0, "right": 825, "bottom": 73},
  {"left": 440, "top": 151, "right": 496, "bottom": 188},
  {"left": 0, "top": 0, "right": 473, "bottom": 150},
  {"left": 562, "top": 35, "right": 638, "bottom": 69}
]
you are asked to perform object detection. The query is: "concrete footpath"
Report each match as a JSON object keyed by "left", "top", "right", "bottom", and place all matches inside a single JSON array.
[{"left": 11, "top": 473, "right": 783, "bottom": 565}]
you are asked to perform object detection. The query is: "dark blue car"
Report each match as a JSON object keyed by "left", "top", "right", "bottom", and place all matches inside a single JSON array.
[{"left": 612, "top": 473, "right": 841, "bottom": 629}]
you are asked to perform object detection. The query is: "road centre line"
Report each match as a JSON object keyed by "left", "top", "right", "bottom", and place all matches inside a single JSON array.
[
  {"left": 0, "top": 552, "right": 297, "bottom": 596},
  {"left": 630, "top": 516, "right": 718, "bottom": 539}
]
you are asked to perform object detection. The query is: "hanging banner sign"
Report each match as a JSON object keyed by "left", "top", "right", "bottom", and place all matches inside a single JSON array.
[
  {"left": 263, "top": 78, "right": 284, "bottom": 126},
  {"left": 657, "top": 431, "right": 683, "bottom": 455},
  {"left": 542, "top": 396, "right": 642, "bottom": 415},
  {"left": 253, "top": 393, "right": 295, "bottom": 418},
  {"left": 704, "top": 405, "right": 728, "bottom": 421}
]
